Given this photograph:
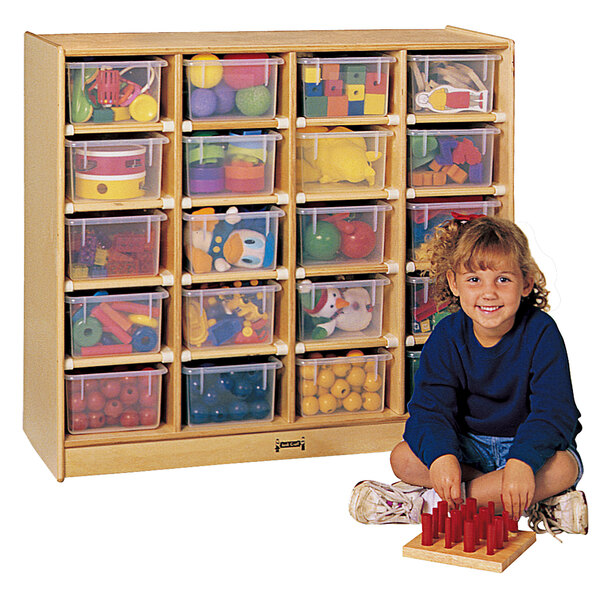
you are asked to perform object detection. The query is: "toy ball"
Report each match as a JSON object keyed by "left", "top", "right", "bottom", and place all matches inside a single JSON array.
[
  {"left": 318, "top": 393, "right": 337, "bottom": 414},
  {"left": 343, "top": 391, "right": 363, "bottom": 412},
  {"left": 190, "top": 402, "right": 211, "bottom": 424},
  {"left": 249, "top": 399, "right": 271, "bottom": 420},
  {"left": 303, "top": 221, "right": 341, "bottom": 261},
  {"left": 235, "top": 85, "right": 272, "bottom": 116},
  {"left": 363, "top": 371, "right": 383, "bottom": 392},
  {"left": 223, "top": 53, "right": 270, "bottom": 89},
  {"left": 362, "top": 392, "right": 382, "bottom": 411},
  {"left": 213, "top": 79, "right": 236, "bottom": 114},
  {"left": 229, "top": 400, "right": 249, "bottom": 421},
  {"left": 189, "top": 53, "right": 223, "bottom": 88},
  {"left": 301, "top": 395, "right": 319, "bottom": 416},
  {"left": 190, "top": 88, "right": 217, "bottom": 118},
  {"left": 232, "top": 379, "right": 253, "bottom": 398},
  {"left": 337, "top": 220, "right": 377, "bottom": 259},
  {"left": 129, "top": 93, "right": 158, "bottom": 122}
]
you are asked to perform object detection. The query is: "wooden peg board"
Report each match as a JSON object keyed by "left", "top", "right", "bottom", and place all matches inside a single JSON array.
[{"left": 403, "top": 530, "right": 536, "bottom": 572}]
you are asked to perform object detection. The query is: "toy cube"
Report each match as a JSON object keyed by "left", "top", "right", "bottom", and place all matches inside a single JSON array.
[
  {"left": 304, "top": 96, "right": 328, "bottom": 117},
  {"left": 303, "top": 65, "right": 321, "bottom": 84},
  {"left": 364, "top": 93, "right": 387, "bottom": 115},
  {"left": 305, "top": 81, "right": 324, "bottom": 97},
  {"left": 326, "top": 96, "right": 349, "bottom": 117},
  {"left": 348, "top": 100, "right": 365, "bottom": 116},
  {"left": 342, "top": 64, "right": 367, "bottom": 84},
  {"left": 366, "top": 71, "right": 388, "bottom": 94},
  {"left": 322, "top": 63, "right": 340, "bottom": 80},
  {"left": 346, "top": 84, "right": 365, "bottom": 101},
  {"left": 324, "top": 80, "right": 343, "bottom": 97}
]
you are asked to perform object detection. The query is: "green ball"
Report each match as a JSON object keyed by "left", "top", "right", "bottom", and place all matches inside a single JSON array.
[
  {"left": 235, "top": 85, "right": 272, "bottom": 116},
  {"left": 303, "top": 221, "right": 341, "bottom": 261}
]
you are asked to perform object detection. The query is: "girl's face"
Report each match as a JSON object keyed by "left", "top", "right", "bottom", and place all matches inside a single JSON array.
[{"left": 446, "top": 255, "right": 533, "bottom": 347}]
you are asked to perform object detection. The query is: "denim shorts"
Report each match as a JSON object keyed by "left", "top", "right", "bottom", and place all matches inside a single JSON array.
[{"left": 457, "top": 432, "right": 583, "bottom": 486}]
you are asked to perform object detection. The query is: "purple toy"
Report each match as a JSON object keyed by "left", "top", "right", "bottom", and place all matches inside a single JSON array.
[
  {"left": 213, "top": 80, "right": 236, "bottom": 114},
  {"left": 190, "top": 88, "right": 217, "bottom": 118}
]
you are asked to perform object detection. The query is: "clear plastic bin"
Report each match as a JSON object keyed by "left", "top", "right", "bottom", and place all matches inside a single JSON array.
[
  {"left": 297, "top": 127, "right": 392, "bottom": 193},
  {"left": 408, "top": 54, "right": 500, "bottom": 114},
  {"left": 183, "top": 357, "right": 282, "bottom": 426},
  {"left": 66, "top": 59, "right": 167, "bottom": 125},
  {"left": 407, "top": 276, "right": 452, "bottom": 335},
  {"left": 406, "top": 349, "right": 421, "bottom": 401},
  {"left": 183, "top": 131, "right": 282, "bottom": 197},
  {"left": 183, "top": 206, "right": 284, "bottom": 274},
  {"left": 297, "top": 201, "right": 391, "bottom": 266},
  {"left": 407, "top": 197, "right": 501, "bottom": 260},
  {"left": 65, "top": 135, "right": 168, "bottom": 202},
  {"left": 65, "top": 288, "right": 168, "bottom": 358},
  {"left": 296, "top": 349, "right": 391, "bottom": 416},
  {"left": 408, "top": 126, "right": 500, "bottom": 188},
  {"left": 298, "top": 55, "right": 395, "bottom": 118},
  {"left": 297, "top": 275, "right": 389, "bottom": 342},
  {"left": 66, "top": 211, "right": 166, "bottom": 280},
  {"left": 65, "top": 364, "right": 167, "bottom": 434},
  {"left": 183, "top": 54, "right": 284, "bottom": 121},
  {"left": 182, "top": 282, "right": 281, "bottom": 349}
]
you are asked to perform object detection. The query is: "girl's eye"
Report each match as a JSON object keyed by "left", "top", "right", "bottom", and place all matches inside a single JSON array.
[
  {"left": 498, "top": 276, "right": 511, "bottom": 283},
  {"left": 467, "top": 277, "right": 479, "bottom": 283}
]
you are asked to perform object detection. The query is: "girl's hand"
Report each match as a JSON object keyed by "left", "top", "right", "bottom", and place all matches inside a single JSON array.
[
  {"left": 430, "top": 454, "right": 463, "bottom": 510},
  {"left": 501, "top": 459, "right": 535, "bottom": 519}
]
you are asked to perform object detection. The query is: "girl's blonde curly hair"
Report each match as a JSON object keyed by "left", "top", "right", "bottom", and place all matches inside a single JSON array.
[{"left": 417, "top": 215, "right": 550, "bottom": 312}]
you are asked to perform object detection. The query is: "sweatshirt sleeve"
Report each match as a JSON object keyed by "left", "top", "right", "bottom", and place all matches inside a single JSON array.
[
  {"left": 403, "top": 321, "right": 464, "bottom": 468},
  {"left": 506, "top": 320, "right": 581, "bottom": 473}
]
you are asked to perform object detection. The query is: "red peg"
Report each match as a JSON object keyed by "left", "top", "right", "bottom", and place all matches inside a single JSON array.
[
  {"left": 451, "top": 509, "right": 461, "bottom": 543},
  {"left": 495, "top": 516, "right": 504, "bottom": 549},
  {"left": 508, "top": 517, "right": 519, "bottom": 532},
  {"left": 502, "top": 511, "right": 510, "bottom": 541},
  {"left": 472, "top": 514, "right": 480, "bottom": 546},
  {"left": 486, "top": 521, "right": 495, "bottom": 555},
  {"left": 422, "top": 513, "right": 433, "bottom": 546},
  {"left": 466, "top": 497, "right": 477, "bottom": 520},
  {"left": 438, "top": 501, "right": 448, "bottom": 532},
  {"left": 478, "top": 507, "right": 488, "bottom": 539},
  {"left": 488, "top": 501, "right": 496, "bottom": 521},
  {"left": 463, "top": 520, "right": 475, "bottom": 553},
  {"left": 445, "top": 516, "right": 453, "bottom": 548},
  {"left": 432, "top": 507, "right": 439, "bottom": 539}
]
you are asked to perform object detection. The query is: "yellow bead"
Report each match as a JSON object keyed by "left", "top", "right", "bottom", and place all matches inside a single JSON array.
[
  {"left": 300, "top": 364, "right": 317, "bottom": 380},
  {"left": 343, "top": 391, "right": 363, "bottom": 412},
  {"left": 363, "top": 371, "right": 383, "bottom": 392},
  {"left": 300, "top": 379, "right": 318, "bottom": 397},
  {"left": 318, "top": 393, "right": 337, "bottom": 414},
  {"left": 316, "top": 368, "right": 335, "bottom": 389},
  {"left": 332, "top": 362, "right": 351, "bottom": 377},
  {"left": 362, "top": 392, "right": 382, "bottom": 411},
  {"left": 346, "top": 366, "right": 366, "bottom": 388},
  {"left": 330, "top": 378, "right": 351, "bottom": 399},
  {"left": 301, "top": 396, "right": 319, "bottom": 416}
]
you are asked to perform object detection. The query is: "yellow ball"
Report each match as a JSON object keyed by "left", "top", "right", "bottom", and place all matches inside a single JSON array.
[
  {"left": 330, "top": 378, "right": 351, "bottom": 399},
  {"left": 300, "top": 364, "right": 317, "bottom": 380},
  {"left": 346, "top": 366, "right": 366, "bottom": 388},
  {"left": 343, "top": 391, "right": 363, "bottom": 412},
  {"left": 362, "top": 392, "right": 382, "bottom": 411},
  {"left": 346, "top": 349, "right": 364, "bottom": 357},
  {"left": 189, "top": 53, "right": 223, "bottom": 88},
  {"left": 129, "top": 94, "right": 158, "bottom": 122},
  {"left": 318, "top": 393, "right": 337, "bottom": 414},
  {"left": 300, "top": 379, "right": 318, "bottom": 397},
  {"left": 301, "top": 395, "right": 319, "bottom": 416},
  {"left": 363, "top": 372, "right": 383, "bottom": 392},
  {"left": 316, "top": 368, "right": 335, "bottom": 389},
  {"left": 332, "top": 362, "right": 351, "bottom": 378}
]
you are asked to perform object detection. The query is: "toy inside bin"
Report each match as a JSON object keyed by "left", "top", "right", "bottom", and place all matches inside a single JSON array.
[
  {"left": 297, "top": 201, "right": 391, "bottom": 266},
  {"left": 296, "top": 127, "right": 392, "bottom": 193},
  {"left": 296, "top": 349, "right": 391, "bottom": 416},
  {"left": 407, "top": 276, "right": 452, "bottom": 335},
  {"left": 408, "top": 126, "right": 499, "bottom": 188},
  {"left": 407, "top": 197, "right": 501, "bottom": 260},
  {"left": 183, "top": 205, "right": 284, "bottom": 274},
  {"left": 66, "top": 211, "right": 166, "bottom": 280},
  {"left": 297, "top": 275, "right": 389, "bottom": 341},
  {"left": 65, "top": 364, "right": 167, "bottom": 434},
  {"left": 182, "top": 282, "right": 281, "bottom": 349},
  {"left": 66, "top": 59, "right": 167, "bottom": 125},
  {"left": 298, "top": 55, "right": 395, "bottom": 118},
  {"left": 65, "top": 135, "right": 168, "bottom": 202},
  {"left": 183, "top": 357, "right": 282, "bottom": 426},
  {"left": 183, "top": 54, "right": 283, "bottom": 120},
  {"left": 407, "top": 54, "right": 500, "bottom": 114},
  {"left": 183, "top": 130, "right": 281, "bottom": 197},
  {"left": 406, "top": 349, "right": 421, "bottom": 401},
  {"left": 65, "top": 288, "right": 168, "bottom": 358}
]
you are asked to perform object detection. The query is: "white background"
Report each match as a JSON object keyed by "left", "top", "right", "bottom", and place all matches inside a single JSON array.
[{"left": 3, "top": 2, "right": 598, "bottom": 597}]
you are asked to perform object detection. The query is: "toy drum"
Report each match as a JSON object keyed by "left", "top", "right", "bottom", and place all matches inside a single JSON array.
[{"left": 74, "top": 145, "right": 146, "bottom": 200}]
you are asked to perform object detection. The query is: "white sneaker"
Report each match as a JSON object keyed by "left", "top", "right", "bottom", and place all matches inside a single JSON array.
[
  {"left": 526, "top": 489, "right": 588, "bottom": 538},
  {"left": 349, "top": 480, "right": 435, "bottom": 524}
]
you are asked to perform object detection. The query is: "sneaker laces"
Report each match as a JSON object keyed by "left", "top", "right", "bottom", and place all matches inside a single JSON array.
[
  {"left": 525, "top": 489, "right": 588, "bottom": 541},
  {"left": 526, "top": 503, "right": 563, "bottom": 542},
  {"left": 349, "top": 480, "right": 424, "bottom": 524}
]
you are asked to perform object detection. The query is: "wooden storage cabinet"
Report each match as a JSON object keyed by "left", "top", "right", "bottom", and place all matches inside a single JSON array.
[{"left": 24, "top": 28, "right": 514, "bottom": 480}]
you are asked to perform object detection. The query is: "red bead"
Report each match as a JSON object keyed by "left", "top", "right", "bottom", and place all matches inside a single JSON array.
[
  {"left": 139, "top": 407, "right": 158, "bottom": 427},
  {"left": 119, "top": 410, "right": 140, "bottom": 428},
  {"left": 100, "top": 378, "right": 122, "bottom": 399},
  {"left": 138, "top": 391, "right": 157, "bottom": 408},
  {"left": 70, "top": 412, "right": 89, "bottom": 431},
  {"left": 67, "top": 392, "right": 86, "bottom": 413},
  {"left": 87, "top": 391, "right": 106, "bottom": 412},
  {"left": 120, "top": 384, "right": 139, "bottom": 406},
  {"left": 87, "top": 411, "right": 106, "bottom": 428},
  {"left": 104, "top": 399, "right": 124, "bottom": 418}
]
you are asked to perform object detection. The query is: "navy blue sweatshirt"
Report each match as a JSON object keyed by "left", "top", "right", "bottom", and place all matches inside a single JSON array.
[{"left": 404, "top": 304, "right": 581, "bottom": 474}]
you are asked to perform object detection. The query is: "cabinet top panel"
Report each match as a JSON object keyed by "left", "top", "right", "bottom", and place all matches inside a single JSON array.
[{"left": 28, "top": 28, "right": 511, "bottom": 56}]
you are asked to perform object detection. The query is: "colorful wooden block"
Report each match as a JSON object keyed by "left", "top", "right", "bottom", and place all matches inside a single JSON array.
[
  {"left": 348, "top": 100, "right": 364, "bottom": 116},
  {"left": 322, "top": 63, "right": 340, "bottom": 80},
  {"left": 324, "top": 80, "right": 343, "bottom": 97},
  {"left": 447, "top": 164, "right": 469, "bottom": 184},
  {"left": 364, "top": 93, "right": 387, "bottom": 115},
  {"left": 366, "top": 71, "right": 388, "bottom": 93},
  {"left": 305, "top": 81, "right": 324, "bottom": 97},
  {"left": 326, "top": 95, "right": 349, "bottom": 117},
  {"left": 304, "top": 96, "right": 328, "bottom": 117},
  {"left": 346, "top": 83, "right": 365, "bottom": 101},
  {"left": 341, "top": 64, "right": 366, "bottom": 84},
  {"left": 302, "top": 65, "right": 321, "bottom": 84}
]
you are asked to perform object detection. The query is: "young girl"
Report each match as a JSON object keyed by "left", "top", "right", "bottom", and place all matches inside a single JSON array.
[{"left": 349, "top": 216, "right": 587, "bottom": 537}]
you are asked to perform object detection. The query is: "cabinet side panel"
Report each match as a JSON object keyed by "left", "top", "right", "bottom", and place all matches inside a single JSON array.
[{"left": 23, "top": 33, "right": 65, "bottom": 480}]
